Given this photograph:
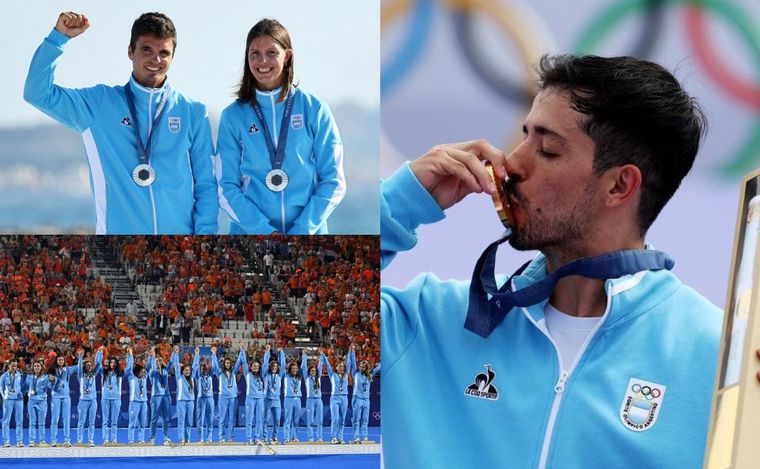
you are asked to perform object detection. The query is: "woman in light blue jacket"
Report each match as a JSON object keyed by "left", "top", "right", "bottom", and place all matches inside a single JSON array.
[
  {"left": 74, "top": 348, "right": 102, "bottom": 446},
  {"left": 125, "top": 348, "right": 149, "bottom": 444},
  {"left": 237, "top": 344, "right": 266, "bottom": 445},
  {"left": 302, "top": 351, "right": 325, "bottom": 442},
  {"left": 217, "top": 18, "right": 346, "bottom": 234},
  {"left": 25, "top": 360, "right": 52, "bottom": 446},
  {"left": 262, "top": 344, "right": 285, "bottom": 444},
  {"left": 172, "top": 346, "right": 198, "bottom": 444}
]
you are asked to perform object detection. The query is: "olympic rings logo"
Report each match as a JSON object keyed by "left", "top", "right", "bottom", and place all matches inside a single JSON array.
[
  {"left": 382, "top": 0, "right": 760, "bottom": 177},
  {"left": 372, "top": 411, "right": 381, "bottom": 420},
  {"left": 631, "top": 383, "right": 662, "bottom": 401}
]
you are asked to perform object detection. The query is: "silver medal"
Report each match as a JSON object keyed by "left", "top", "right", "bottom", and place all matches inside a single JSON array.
[
  {"left": 265, "top": 169, "right": 288, "bottom": 192},
  {"left": 132, "top": 164, "right": 156, "bottom": 186}
]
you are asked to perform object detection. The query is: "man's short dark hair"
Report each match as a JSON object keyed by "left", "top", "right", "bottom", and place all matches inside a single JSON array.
[
  {"left": 537, "top": 54, "right": 707, "bottom": 235},
  {"left": 130, "top": 12, "right": 177, "bottom": 52}
]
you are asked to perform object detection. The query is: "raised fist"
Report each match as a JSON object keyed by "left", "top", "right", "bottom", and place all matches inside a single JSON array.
[
  {"left": 195, "top": 347, "right": 200, "bottom": 354},
  {"left": 55, "top": 12, "right": 90, "bottom": 39},
  {"left": 265, "top": 344, "right": 271, "bottom": 352},
  {"left": 173, "top": 345, "right": 179, "bottom": 353},
  {"left": 77, "top": 349, "right": 84, "bottom": 358},
  {"left": 210, "top": 346, "right": 217, "bottom": 354}
]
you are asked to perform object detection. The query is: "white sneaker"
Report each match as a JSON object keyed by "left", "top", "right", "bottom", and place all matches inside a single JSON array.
[
  {"left": 308, "top": 438, "right": 314, "bottom": 442},
  {"left": 163, "top": 440, "right": 172, "bottom": 446},
  {"left": 128, "top": 441, "right": 134, "bottom": 445},
  {"left": 51, "top": 442, "right": 57, "bottom": 447},
  {"left": 3, "top": 443, "right": 9, "bottom": 448},
  {"left": 64, "top": 441, "right": 71, "bottom": 447},
  {"left": 353, "top": 437, "right": 361, "bottom": 444},
  {"left": 293, "top": 437, "right": 299, "bottom": 442},
  {"left": 331, "top": 438, "right": 339, "bottom": 444},
  {"left": 363, "top": 437, "right": 369, "bottom": 442},
  {"left": 17, "top": 442, "right": 25, "bottom": 447},
  {"left": 29, "top": 442, "right": 35, "bottom": 447},
  {"left": 88, "top": 441, "right": 95, "bottom": 447}
]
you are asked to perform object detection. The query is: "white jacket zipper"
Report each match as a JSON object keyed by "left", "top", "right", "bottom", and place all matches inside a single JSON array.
[
  {"left": 147, "top": 88, "right": 158, "bottom": 234},
  {"left": 522, "top": 293, "right": 612, "bottom": 469}
]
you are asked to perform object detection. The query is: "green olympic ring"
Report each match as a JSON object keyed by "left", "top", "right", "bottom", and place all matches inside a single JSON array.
[{"left": 574, "top": 0, "right": 760, "bottom": 178}]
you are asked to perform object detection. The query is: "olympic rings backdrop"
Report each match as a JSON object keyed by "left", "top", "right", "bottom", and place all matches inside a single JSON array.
[{"left": 381, "top": 0, "right": 760, "bottom": 307}]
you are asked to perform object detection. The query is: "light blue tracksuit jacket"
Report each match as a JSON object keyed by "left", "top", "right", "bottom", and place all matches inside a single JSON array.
[
  {"left": 24, "top": 28, "right": 218, "bottom": 234},
  {"left": 217, "top": 86, "right": 345, "bottom": 234},
  {"left": 380, "top": 163, "right": 723, "bottom": 469}
]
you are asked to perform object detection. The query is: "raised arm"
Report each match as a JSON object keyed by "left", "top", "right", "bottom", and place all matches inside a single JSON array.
[
  {"left": 372, "top": 363, "right": 381, "bottom": 377},
  {"left": 235, "top": 343, "right": 247, "bottom": 375},
  {"left": 75, "top": 351, "right": 83, "bottom": 378},
  {"left": 278, "top": 349, "right": 286, "bottom": 378},
  {"left": 192, "top": 347, "right": 200, "bottom": 379},
  {"left": 146, "top": 348, "right": 156, "bottom": 375},
  {"left": 210, "top": 346, "right": 220, "bottom": 376},
  {"left": 124, "top": 348, "right": 134, "bottom": 378},
  {"left": 300, "top": 350, "right": 308, "bottom": 378},
  {"left": 322, "top": 353, "right": 333, "bottom": 377},
  {"left": 94, "top": 348, "right": 103, "bottom": 376},
  {"left": 23, "top": 12, "right": 106, "bottom": 132},
  {"left": 170, "top": 346, "right": 180, "bottom": 378},
  {"left": 347, "top": 345, "right": 357, "bottom": 377},
  {"left": 261, "top": 344, "right": 271, "bottom": 377}
]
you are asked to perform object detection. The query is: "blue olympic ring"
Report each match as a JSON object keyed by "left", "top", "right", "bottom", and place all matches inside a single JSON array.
[{"left": 382, "top": 0, "right": 435, "bottom": 94}]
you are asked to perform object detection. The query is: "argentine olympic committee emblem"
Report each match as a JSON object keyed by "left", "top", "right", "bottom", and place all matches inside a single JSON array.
[
  {"left": 464, "top": 364, "right": 499, "bottom": 401},
  {"left": 168, "top": 116, "right": 181, "bottom": 133},
  {"left": 620, "top": 377, "right": 666, "bottom": 432},
  {"left": 291, "top": 113, "right": 303, "bottom": 130}
]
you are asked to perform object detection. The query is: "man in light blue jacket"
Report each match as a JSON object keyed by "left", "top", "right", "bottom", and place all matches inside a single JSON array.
[
  {"left": 381, "top": 55, "right": 722, "bottom": 468},
  {"left": 24, "top": 11, "right": 218, "bottom": 234}
]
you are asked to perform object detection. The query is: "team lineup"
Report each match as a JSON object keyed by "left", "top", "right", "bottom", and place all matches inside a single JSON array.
[{"left": 0, "top": 343, "right": 378, "bottom": 448}]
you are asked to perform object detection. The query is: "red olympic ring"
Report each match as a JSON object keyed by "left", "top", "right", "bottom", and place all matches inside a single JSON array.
[{"left": 685, "top": 5, "right": 760, "bottom": 109}]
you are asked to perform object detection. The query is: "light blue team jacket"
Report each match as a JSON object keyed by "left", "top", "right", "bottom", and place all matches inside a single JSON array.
[
  {"left": 24, "top": 28, "right": 218, "bottom": 235},
  {"left": 380, "top": 163, "right": 723, "bottom": 469},
  {"left": 217, "top": 87, "right": 346, "bottom": 234},
  {"left": 237, "top": 349, "right": 266, "bottom": 400},
  {"left": 0, "top": 371, "right": 24, "bottom": 400}
]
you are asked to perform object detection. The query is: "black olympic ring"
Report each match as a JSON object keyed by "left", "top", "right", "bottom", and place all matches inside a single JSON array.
[{"left": 451, "top": 0, "right": 666, "bottom": 106}]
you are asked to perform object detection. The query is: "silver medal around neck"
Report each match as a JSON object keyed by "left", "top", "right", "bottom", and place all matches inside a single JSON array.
[
  {"left": 133, "top": 164, "right": 156, "bottom": 186},
  {"left": 265, "top": 169, "right": 289, "bottom": 192}
]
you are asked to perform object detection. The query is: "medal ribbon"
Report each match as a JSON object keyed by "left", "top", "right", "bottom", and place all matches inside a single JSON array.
[
  {"left": 125, "top": 82, "right": 171, "bottom": 167},
  {"left": 252, "top": 90, "right": 295, "bottom": 171},
  {"left": 466, "top": 231, "right": 675, "bottom": 338}
]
